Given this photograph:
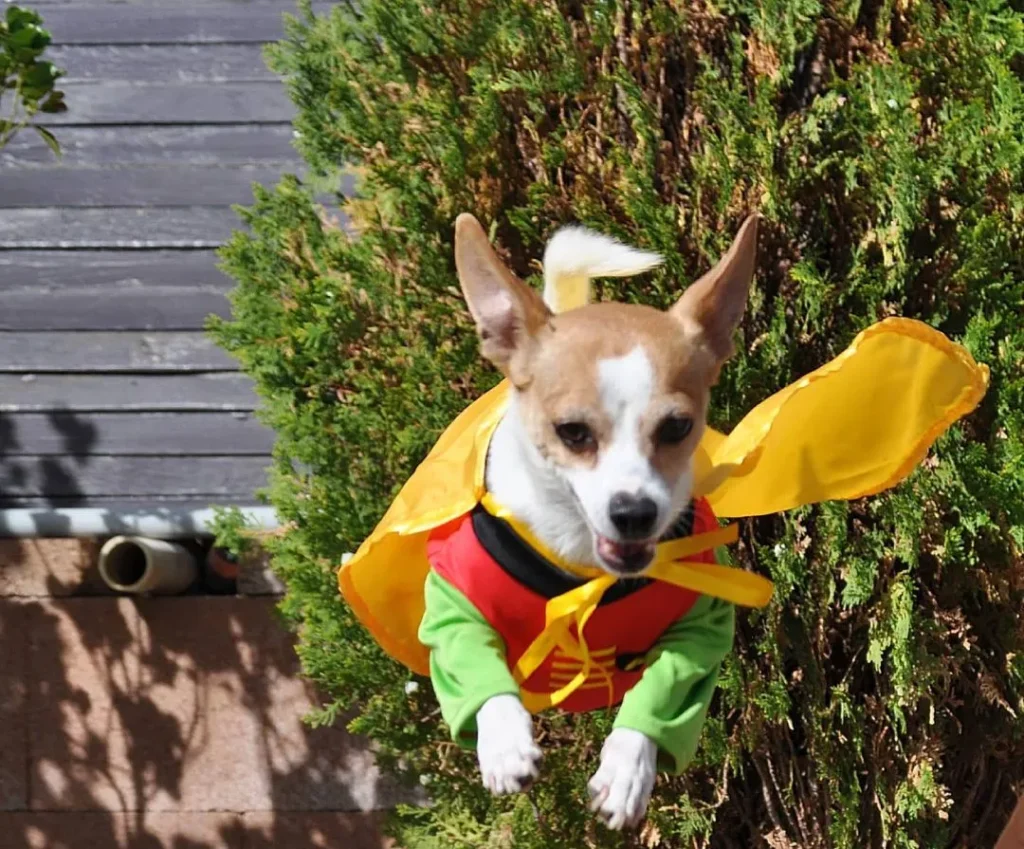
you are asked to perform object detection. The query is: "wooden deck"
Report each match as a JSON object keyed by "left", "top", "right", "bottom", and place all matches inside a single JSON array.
[{"left": 0, "top": 1, "right": 313, "bottom": 510}]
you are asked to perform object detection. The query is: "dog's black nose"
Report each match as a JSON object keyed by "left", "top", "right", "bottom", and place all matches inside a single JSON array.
[{"left": 608, "top": 493, "right": 658, "bottom": 539}]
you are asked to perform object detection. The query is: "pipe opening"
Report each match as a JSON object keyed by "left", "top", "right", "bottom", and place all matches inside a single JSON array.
[
  {"left": 99, "top": 536, "right": 200, "bottom": 595},
  {"left": 103, "top": 539, "right": 149, "bottom": 589}
]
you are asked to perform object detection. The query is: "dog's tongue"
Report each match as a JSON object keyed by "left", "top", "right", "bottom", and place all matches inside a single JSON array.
[{"left": 596, "top": 536, "right": 655, "bottom": 574}]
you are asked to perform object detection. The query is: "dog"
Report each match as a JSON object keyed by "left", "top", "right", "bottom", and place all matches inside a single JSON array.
[{"left": 449, "top": 212, "right": 757, "bottom": 829}]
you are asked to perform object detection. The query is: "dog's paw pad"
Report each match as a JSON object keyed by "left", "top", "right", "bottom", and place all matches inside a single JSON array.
[
  {"left": 476, "top": 695, "right": 542, "bottom": 796},
  {"left": 587, "top": 728, "right": 657, "bottom": 830}
]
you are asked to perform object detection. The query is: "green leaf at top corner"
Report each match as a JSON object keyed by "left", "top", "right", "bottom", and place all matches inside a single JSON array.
[
  {"left": 9, "top": 24, "right": 50, "bottom": 54},
  {"left": 21, "top": 60, "right": 60, "bottom": 90},
  {"left": 38, "top": 90, "right": 66, "bottom": 114},
  {"left": 33, "top": 124, "right": 61, "bottom": 157},
  {"left": 5, "top": 6, "right": 44, "bottom": 29}
]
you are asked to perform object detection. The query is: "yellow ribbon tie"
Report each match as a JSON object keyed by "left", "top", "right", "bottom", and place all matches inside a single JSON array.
[
  {"left": 516, "top": 573, "right": 614, "bottom": 712},
  {"left": 515, "top": 522, "right": 774, "bottom": 712}
]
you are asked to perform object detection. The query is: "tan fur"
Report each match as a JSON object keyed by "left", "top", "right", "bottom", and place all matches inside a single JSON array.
[
  {"left": 516, "top": 304, "right": 710, "bottom": 481},
  {"left": 671, "top": 216, "right": 759, "bottom": 370},
  {"left": 455, "top": 212, "right": 758, "bottom": 489},
  {"left": 454, "top": 214, "right": 551, "bottom": 383}
]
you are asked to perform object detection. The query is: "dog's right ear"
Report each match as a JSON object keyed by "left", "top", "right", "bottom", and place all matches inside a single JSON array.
[{"left": 454, "top": 213, "right": 551, "bottom": 374}]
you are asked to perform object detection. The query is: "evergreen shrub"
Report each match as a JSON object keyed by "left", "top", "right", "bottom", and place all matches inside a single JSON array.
[{"left": 210, "top": 1, "right": 1024, "bottom": 845}]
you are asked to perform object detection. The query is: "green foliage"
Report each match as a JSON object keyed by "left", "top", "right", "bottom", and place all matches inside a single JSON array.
[
  {"left": 0, "top": 4, "right": 66, "bottom": 152},
  {"left": 211, "top": 1, "right": 1024, "bottom": 846},
  {"left": 208, "top": 506, "right": 260, "bottom": 559}
]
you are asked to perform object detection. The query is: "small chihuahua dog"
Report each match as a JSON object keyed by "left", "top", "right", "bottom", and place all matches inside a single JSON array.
[{"left": 452, "top": 212, "right": 757, "bottom": 828}]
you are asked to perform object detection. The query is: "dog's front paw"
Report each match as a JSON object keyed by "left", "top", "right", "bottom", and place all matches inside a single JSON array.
[
  {"left": 587, "top": 728, "right": 657, "bottom": 830},
  {"left": 476, "top": 694, "right": 542, "bottom": 795}
]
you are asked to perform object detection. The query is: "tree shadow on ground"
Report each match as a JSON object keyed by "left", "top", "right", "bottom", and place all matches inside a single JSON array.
[{"left": 0, "top": 560, "right": 413, "bottom": 849}]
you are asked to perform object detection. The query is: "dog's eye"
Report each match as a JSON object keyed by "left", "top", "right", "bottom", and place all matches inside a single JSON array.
[
  {"left": 655, "top": 415, "right": 693, "bottom": 446},
  {"left": 555, "top": 422, "right": 595, "bottom": 452}
]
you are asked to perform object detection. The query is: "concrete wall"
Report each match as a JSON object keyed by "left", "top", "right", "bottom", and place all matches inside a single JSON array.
[{"left": 0, "top": 540, "right": 403, "bottom": 849}]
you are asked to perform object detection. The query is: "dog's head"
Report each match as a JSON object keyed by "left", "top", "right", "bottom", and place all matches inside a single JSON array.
[{"left": 454, "top": 214, "right": 758, "bottom": 576}]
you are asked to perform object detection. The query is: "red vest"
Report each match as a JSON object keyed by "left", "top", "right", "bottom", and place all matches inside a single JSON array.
[{"left": 426, "top": 500, "right": 719, "bottom": 712}]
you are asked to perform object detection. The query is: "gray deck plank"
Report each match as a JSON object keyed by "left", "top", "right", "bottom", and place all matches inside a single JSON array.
[
  {"left": 51, "top": 45, "right": 276, "bottom": 83},
  {"left": 0, "top": 456, "right": 269, "bottom": 498},
  {"left": 2, "top": 1, "right": 316, "bottom": 510},
  {"left": 0, "top": 251, "right": 230, "bottom": 290},
  {"left": 0, "top": 374, "right": 258, "bottom": 412},
  {"left": 43, "top": 82, "right": 294, "bottom": 125},
  {"left": 34, "top": 0, "right": 298, "bottom": 4},
  {"left": 0, "top": 332, "right": 236, "bottom": 372},
  {"left": 1, "top": 126, "right": 297, "bottom": 167},
  {"left": 45, "top": 4, "right": 330, "bottom": 45},
  {"left": 0, "top": 412, "right": 272, "bottom": 455},
  {"left": 0, "top": 495, "right": 260, "bottom": 509},
  {"left": 0, "top": 208, "right": 241, "bottom": 248},
  {"left": 34, "top": 0, "right": 299, "bottom": 4},
  {"left": 0, "top": 289, "right": 229, "bottom": 330},
  {"left": 1, "top": 166, "right": 290, "bottom": 207}
]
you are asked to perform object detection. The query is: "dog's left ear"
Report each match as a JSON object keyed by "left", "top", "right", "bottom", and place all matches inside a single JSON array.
[
  {"left": 454, "top": 213, "right": 551, "bottom": 375},
  {"left": 670, "top": 215, "right": 759, "bottom": 368}
]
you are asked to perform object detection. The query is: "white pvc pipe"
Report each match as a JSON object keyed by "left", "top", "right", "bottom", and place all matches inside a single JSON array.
[
  {"left": 0, "top": 507, "right": 279, "bottom": 539},
  {"left": 99, "top": 536, "right": 198, "bottom": 595}
]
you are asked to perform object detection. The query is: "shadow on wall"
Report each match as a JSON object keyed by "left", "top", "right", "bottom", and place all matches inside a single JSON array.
[
  {"left": 0, "top": 553, "right": 412, "bottom": 849},
  {"left": 0, "top": 407, "right": 266, "bottom": 538},
  {"left": 0, "top": 408, "right": 97, "bottom": 514}
]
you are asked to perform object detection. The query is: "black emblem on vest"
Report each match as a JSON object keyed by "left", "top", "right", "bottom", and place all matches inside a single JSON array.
[{"left": 615, "top": 652, "right": 647, "bottom": 673}]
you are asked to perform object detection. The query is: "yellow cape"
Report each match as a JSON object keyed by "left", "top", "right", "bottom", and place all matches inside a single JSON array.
[{"left": 340, "top": 317, "right": 988, "bottom": 677}]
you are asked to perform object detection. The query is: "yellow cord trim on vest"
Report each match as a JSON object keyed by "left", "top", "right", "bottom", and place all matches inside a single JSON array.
[
  {"left": 475, "top": 497, "right": 776, "bottom": 711},
  {"left": 479, "top": 492, "right": 600, "bottom": 578}
]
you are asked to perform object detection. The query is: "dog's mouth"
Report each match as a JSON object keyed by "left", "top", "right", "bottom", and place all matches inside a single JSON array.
[{"left": 595, "top": 536, "right": 656, "bottom": 575}]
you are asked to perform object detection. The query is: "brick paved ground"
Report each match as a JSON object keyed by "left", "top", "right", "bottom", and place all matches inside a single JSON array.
[{"left": 0, "top": 540, "right": 404, "bottom": 849}]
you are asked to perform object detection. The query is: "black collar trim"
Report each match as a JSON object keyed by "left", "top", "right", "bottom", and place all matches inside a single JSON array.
[{"left": 470, "top": 502, "right": 696, "bottom": 605}]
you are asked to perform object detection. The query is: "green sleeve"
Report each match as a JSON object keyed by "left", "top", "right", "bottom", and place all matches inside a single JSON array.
[
  {"left": 613, "top": 591, "right": 735, "bottom": 774},
  {"left": 417, "top": 569, "right": 520, "bottom": 747}
]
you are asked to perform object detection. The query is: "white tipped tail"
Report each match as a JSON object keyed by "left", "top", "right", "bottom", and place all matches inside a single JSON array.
[{"left": 542, "top": 226, "right": 663, "bottom": 313}]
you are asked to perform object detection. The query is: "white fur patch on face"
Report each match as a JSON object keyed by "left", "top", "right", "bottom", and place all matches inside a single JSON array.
[
  {"left": 563, "top": 347, "right": 674, "bottom": 542},
  {"left": 485, "top": 346, "right": 696, "bottom": 570},
  {"left": 598, "top": 347, "right": 655, "bottom": 438},
  {"left": 595, "top": 347, "right": 657, "bottom": 501}
]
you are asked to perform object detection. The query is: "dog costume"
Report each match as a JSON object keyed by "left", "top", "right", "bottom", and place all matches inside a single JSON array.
[{"left": 339, "top": 313, "right": 988, "bottom": 770}]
